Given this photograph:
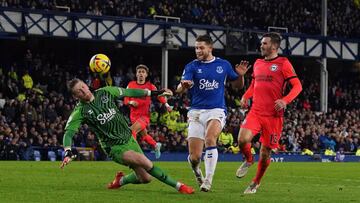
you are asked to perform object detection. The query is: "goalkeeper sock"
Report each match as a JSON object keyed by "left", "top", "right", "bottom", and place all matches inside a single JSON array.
[
  {"left": 120, "top": 172, "right": 141, "bottom": 185},
  {"left": 141, "top": 134, "right": 157, "bottom": 149},
  {"left": 241, "top": 143, "right": 254, "bottom": 163},
  {"left": 147, "top": 165, "right": 180, "bottom": 189},
  {"left": 204, "top": 146, "right": 218, "bottom": 183},
  {"left": 253, "top": 156, "right": 271, "bottom": 184}
]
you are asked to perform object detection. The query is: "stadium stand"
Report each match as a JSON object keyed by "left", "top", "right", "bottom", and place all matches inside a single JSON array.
[
  {"left": 1, "top": 0, "right": 359, "bottom": 38},
  {"left": 0, "top": 46, "right": 359, "bottom": 160},
  {"left": 0, "top": 0, "right": 359, "bottom": 160}
]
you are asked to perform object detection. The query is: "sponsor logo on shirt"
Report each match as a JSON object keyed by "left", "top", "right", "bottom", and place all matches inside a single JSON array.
[
  {"left": 101, "top": 95, "right": 109, "bottom": 103},
  {"left": 256, "top": 75, "right": 273, "bottom": 82},
  {"left": 197, "top": 69, "right": 202, "bottom": 73},
  {"left": 97, "top": 108, "right": 116, "bottom": 124},
  {"left": 216, "top": 66, "right": 223, "bottom": 73},
  {"left": 199, "top": 79, "right": 219, "bottom": 90}
]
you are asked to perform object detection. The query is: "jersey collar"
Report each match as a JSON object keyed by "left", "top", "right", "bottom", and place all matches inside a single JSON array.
[
  {"left": 264, "top": 56, "right": 279, "bottom": 61},
  {"left": 200, "top": 56, "right": 216, "bottom": 63}
]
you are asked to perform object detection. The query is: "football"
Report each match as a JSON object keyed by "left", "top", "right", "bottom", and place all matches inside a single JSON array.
[{"left": 89, "top": 54, "right": 111, "bottom": 74}]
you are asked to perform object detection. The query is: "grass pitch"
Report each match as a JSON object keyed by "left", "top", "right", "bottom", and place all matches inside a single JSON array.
[{"left": 0, "top": 161, "right": 358, "bottom": 203}]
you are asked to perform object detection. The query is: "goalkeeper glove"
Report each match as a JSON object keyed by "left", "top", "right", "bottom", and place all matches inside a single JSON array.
[
  {"left": 150, "top": 89, "right": 173, "bottom": 97},
  {"left": 60, "top": 149, "right": 76, "bottom": 169},
  {"left": 64, "top": 149, "right": 76, "bottom": 159}
]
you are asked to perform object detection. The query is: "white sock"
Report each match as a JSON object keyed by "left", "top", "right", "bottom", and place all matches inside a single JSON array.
[
  {"left": 204, "top": 147, "right": 218, "bottom": 184},
  {"left": 175, "top": 182, "right": 182, "bottom": 190}
]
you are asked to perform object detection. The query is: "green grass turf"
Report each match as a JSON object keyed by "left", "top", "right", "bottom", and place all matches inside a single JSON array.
[{"left": 0, "top": 161, "right": 358, "bottom": 203}]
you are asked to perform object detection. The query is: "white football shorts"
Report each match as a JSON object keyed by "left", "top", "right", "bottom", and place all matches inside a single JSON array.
[{"left": 187, "top": 108, "right": 226, "bottom": 140}]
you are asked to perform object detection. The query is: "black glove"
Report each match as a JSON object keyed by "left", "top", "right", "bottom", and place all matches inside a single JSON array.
[
  {"left": 64, "top": 149, "right": 75, "bottom": 159},
  {"left": 151, "top": 89, "right": 166, "bottom": 96},
  {"left": 60, "top": 149, "right": 76, "bottom": 169}
]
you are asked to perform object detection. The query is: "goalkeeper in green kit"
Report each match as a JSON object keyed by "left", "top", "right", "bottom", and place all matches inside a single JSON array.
[{"left": 60, "top": 78, "right": 194, "bottom": 194}]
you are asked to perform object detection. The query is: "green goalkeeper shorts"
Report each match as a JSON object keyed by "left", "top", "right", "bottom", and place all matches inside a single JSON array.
[{"left": 109, "top": 136, "right": 143, "bottom": 165}]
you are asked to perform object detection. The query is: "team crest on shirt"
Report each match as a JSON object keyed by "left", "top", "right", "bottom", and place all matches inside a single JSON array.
[
  {"left": 270, "top": 64, "right": 278, "bottom": 72},
  {"left": 101, "top": 95, "right": 109, "bottom": 103},
  {"left": 216, "top": 66, "right": 223, "bottom": 73}
]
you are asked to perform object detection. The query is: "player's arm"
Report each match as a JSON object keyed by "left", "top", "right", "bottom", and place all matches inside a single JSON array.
[
  {"left": 176, "top": 81, "right": 192, "bottom": 94},
  {"left": 275, "top": 77, "right": 302, "bottom": 110},
  {"left": 176, "top": 65, "right": 193, "bottom": 94},
  {"left": 102, "top": 86, "right": 172, "bottom": 98},
  {"left": 231, "top": 60, "right": 251, "bottom": 89},
  {"left": 123, "top": 95, "right": 132, "bottom": 105},
  {"left": 60, "top": 107, "right": 83, "bottom": 169},
  {"left": 275, "top": 60, "right": 303, "bottom": 111},
  {"left": 123, "top": 84, "right": 138, "bottom": 107},
  {"left": 240, "top": 77, "right": 254, "bottom": 108},
  {"left": 283, "top": 77, "right": 302, "bottom": 104},
  {"left": 152, "top": 84, "right": 172, "bottom": 112}
]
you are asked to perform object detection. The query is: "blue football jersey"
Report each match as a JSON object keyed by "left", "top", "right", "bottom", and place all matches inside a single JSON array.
[{"left": 181, "top": 57, "right": 239, "bottom": 111}]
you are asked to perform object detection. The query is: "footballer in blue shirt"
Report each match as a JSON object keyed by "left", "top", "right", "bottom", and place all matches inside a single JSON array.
[{"left": 176, "top": 34, "right": 250, "bottom": 192}]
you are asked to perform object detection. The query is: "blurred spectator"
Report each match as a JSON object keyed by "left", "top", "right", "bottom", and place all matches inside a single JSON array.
[
  {"left": 218, "top": 126, "right": 234, "bottom": 148},
  {"left": 0, "top": 41, "right": 359, "bottom": 161},
  {"left": 2, "top": 0, "right": 359, "bottom": 38}
]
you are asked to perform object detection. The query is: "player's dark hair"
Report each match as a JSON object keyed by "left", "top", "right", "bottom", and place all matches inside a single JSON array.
[
  {"left": 262, "top": 32, "right": 281, "bottom": 49},
  {"left": 136, "top": 64, "right": 149, "bottom": 74},
  {"left": 196, "top": 34, "right": 213, "bottom": 45},
  {"left": 67, "top": 78, "right": 81, "bottom": 94}
]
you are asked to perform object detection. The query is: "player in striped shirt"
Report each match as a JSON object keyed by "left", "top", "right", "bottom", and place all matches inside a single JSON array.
[{"left": 61, "top": 78, "right": 194, "bottom": 194}]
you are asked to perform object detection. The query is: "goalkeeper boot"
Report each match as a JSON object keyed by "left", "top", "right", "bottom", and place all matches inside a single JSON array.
[
  {"left": 107, "top": 171, "right": 124, "bottom": 189},
  {"left": 236, "top": 161, "right": 253, "bottom": 178},
  {"left": 178, "top": 183, "right": 195, "bottom": 194},
  {"left": 243, "top": 181, "right": 260, "bottom": 194},
  {"left": 155, "top": 142, "right": 162, "bottom": 159}
]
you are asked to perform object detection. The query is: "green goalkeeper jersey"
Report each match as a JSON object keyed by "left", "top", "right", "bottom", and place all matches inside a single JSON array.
[{"left": 63, "top": 86, "right": 148, "bottom": 150}]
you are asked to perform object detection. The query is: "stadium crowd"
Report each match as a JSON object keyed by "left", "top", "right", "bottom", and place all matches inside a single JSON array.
[
  {"left": 0, "top": 48, "right": 359, "bottom": 161},
  {"left": 0, "top": 0, "right": 359, "bottom": 38}
]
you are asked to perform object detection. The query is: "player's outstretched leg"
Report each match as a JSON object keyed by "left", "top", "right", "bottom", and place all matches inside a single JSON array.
[
  {"left": 201, "top": 119, "right": 221, "bottom": 192},
  {"left": 187, "top": 137, "right": 205, "bottom": 189},
  {"left": 237, "top": 129, "right": 254, "bottom": 178},
  {"left": 243, "top": 181, "right": 260, "bottom": 194},
  {"left": 187, "top": 155, "right": 204, "bottom": 186},
  {"left": 147, "top": 165, "right": 194, "bottom": 194},
  {"left": 141, "top": 134, "right": 162, "bottom": 159},
  {"left": 121, "top": 150, "right": 194, "bottom": 194},
  {"left": 107, "top": 171, "right": 141, "bottom": 189},
  {"left": 201, "top": 146, "right": 218, "bottom": 192},
  {"left": 236, "top": 144, "right": 254, "bottom": 178},
  {"left": 244, "top": 145, "right": 271, "bottom": 194}
]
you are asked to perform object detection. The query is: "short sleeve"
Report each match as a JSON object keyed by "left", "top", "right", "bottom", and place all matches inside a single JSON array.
[
  {"left": 150, "top": 83, "right": 157, "bottom": 91},
  {"left": 282, "top": 59, "right": 297, "bottom": 80},
  {"left": 181, "top": 63, "right": 194, "bottom": 80},
  {"left": 226, "top": 61, "right": 239, "bottom": 81}
]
